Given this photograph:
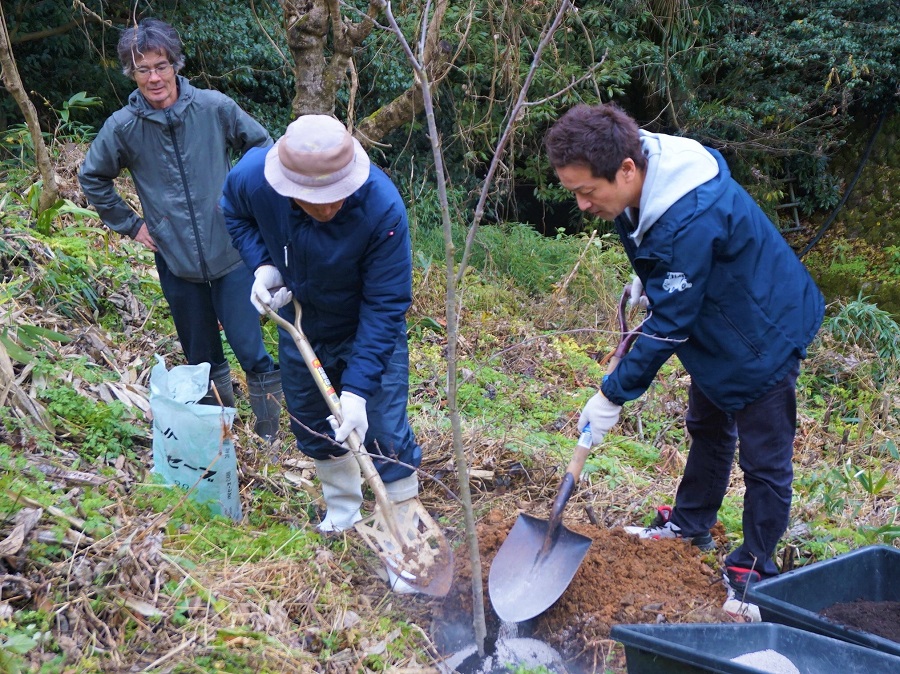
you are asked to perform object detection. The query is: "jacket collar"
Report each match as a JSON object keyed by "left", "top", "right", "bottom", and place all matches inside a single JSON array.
[{"left": 127, "top": 75, "right": 195, "bottom": 121}]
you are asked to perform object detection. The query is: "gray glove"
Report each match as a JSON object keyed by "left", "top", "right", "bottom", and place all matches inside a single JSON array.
[
  {"left": 251, "top": 264, "right": 292, "bottom": 314},
  {"left": 577, "top": 391, "right": 622, "bottom": 446},
  {"left": 335, "top": 391, "right": 368, "bottom": 444}
]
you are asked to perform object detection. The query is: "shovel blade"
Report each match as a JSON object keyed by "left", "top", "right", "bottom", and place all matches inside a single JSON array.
[{"left": 488, "top": 513, "right": 592, "bottom": 623}]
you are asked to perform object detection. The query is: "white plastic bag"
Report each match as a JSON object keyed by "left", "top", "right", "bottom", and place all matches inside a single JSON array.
[{"left": 149, "top": 355, "right": 242, "bottom": 520}]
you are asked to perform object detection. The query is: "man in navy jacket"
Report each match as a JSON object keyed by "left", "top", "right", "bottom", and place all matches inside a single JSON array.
[
  {"left": 221, "top": 115, "right": 423, "bottom": 592},
  {"left": 544, "top": 103, "right": 824, "bottom": 600}
]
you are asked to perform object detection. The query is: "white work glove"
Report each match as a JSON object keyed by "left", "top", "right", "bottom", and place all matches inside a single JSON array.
[
  {"left": 251, "top": 264, "right": 292, "bottom": 314},
  {"left": 577, "top": 391, "right": 622, "bottom": 445},
  {"left": 334, "top": 391, "right": 368, "bottom": 444},
  {"left": 627, "top": 274, "right": 649, "bottom": 309}
]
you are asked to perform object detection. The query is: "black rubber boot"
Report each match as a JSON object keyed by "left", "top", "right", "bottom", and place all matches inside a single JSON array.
[
  {"left": 246, "top": 368, "right": 283, "bottom": 440},
  {"left": 198, "top": 361, "right": 235, "bottom": 408}
]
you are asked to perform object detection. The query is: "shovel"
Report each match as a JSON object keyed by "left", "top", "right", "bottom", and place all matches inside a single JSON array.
[
  {"left": 263, "top": 298, "right": 453, "bottom": 596},
  {"left": 488, "top": 430, "right": 595, "bottom": 622},
  {"left": 488, "top": 289, "right": 643, "bottom": 622}
]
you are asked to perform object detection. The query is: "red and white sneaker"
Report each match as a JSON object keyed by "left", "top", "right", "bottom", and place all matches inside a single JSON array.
[
  {"left": 722, "top": 565, "right": 762, "bottom": 622},
  {"left": 624, "top": 506, "right": 715, "bottom": 551}
]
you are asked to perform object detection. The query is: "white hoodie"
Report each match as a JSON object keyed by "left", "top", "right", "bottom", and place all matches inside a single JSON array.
[{"left": 627, "top": 130, "right": 720, "bottom": 246}]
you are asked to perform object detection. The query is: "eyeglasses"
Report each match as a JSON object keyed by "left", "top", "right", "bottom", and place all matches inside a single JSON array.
[{"left": 134, "top": 62, "right": 173, "bottom": 78}]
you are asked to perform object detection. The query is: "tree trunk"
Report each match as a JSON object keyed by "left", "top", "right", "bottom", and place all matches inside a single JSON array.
[
  {"left": 281, "top": 0, "right": 377, "bottom": 117},
  {"left": 279, "top": 0, "right": 451, "bottom": 147},
  {"left": 0, "top": 4, "right": 59, "bottom": 214}
]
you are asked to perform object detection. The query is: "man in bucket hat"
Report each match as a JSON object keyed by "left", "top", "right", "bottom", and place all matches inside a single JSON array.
[{"left": 221, "top": 115, "right": 423, "bottom": 593}]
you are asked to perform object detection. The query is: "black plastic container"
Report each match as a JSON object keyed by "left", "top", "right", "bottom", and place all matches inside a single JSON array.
[
  {"left": 611, "top": 622, "right": 900, "bottom": 673},
  {"left": 746, "top": 544, "right": 900, "bottom": 656}
]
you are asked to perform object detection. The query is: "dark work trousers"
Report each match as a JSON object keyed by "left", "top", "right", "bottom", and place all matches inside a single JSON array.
[
  {"left": 278, "top": 322, "right": 422, "bottom": 484},
  {"left": 156, "top": 253, "right": 274, "bottom": 375},
  {"left": 670, "top": 359, "right": 800, "bottom": 578}
]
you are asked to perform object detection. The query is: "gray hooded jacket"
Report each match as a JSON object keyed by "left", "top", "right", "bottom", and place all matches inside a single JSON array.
[{"left": 79, "top": 76, "right": 272, "bottom": 282}]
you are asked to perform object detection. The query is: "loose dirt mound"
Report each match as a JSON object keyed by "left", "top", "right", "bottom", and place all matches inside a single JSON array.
[{"left": 431, "top": 510, "right": 732, "bottom": 672}]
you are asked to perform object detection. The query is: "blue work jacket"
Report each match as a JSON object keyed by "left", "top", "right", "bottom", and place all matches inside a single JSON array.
[
  {"left": 222, "top": 147, "right": 413, "bottom": 399},
  {"left": 602, "top": 148, "right": 824, "bottom": 412}
]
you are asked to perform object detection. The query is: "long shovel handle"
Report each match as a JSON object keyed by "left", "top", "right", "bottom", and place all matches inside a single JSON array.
[
  {"left": 541, "top": 289, "right": 637, "bottom": 551},
  {"left": 261, "top": 299, "right": 405, "bottom": 548},
  {"left": 540, "top": 430, "right": 591, "bottom": 555}
]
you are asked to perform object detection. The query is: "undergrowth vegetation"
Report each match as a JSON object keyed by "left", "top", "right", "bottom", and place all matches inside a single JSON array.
[{"left": 0, "top": 172, "right": 898, "bottom": 671}]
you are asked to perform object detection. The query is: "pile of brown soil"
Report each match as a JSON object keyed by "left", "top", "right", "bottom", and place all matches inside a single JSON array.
[{"left": 431, "top": 510, "right": 733, "bottom": 672}]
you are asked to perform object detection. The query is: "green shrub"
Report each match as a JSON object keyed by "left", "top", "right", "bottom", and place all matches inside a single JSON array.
[{"left": 823, "top": 294, "right": 900, "bottom": 380}]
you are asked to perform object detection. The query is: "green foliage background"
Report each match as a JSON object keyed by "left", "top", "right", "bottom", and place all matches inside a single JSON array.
[
  {"left": 4, "top": 0, "right": 899, "bottom": 219},
  {"left": 1, "top": 0, "right": 293, "bottom": 134}
]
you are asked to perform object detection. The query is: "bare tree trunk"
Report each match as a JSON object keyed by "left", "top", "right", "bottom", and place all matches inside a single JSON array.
[
  {"left": 383, "top": 0, "right": 585, "bottom": 657},
  {"left": 279, "top": 0, "right": 451, "bottom": 147},
  {"left": 0, "top": 4, "right": 59, "bottom": 214},
  {"left": 380, "top": 1, "right": 488, "bottom": 653},
  {"left": 280, "top": 0, "right": 378, "bottom": 117}
]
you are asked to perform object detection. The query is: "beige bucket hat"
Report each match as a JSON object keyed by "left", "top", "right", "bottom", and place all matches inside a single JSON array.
[{"left": 264, "top": 115, "right": 370, "bottom": 204}]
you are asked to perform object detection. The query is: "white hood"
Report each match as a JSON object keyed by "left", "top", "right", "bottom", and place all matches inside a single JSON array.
[{"left": 628, "top": 130, "right": 719, "bottom": 246}]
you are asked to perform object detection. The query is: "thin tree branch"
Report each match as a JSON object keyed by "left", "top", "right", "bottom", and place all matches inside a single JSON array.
[
  {"left": 72, "top": 0, "right": 113, "bottom": 27},
  {"left": 457, "top": 0, "right": 574, "bottom": 282},
  {"left": 523, "top": 58, "right": 605, "bottom": 107},
  {"left": 250, "top": 0, "right": 290, "bottom": 65},
  {"left": 10, "top": 19, "right": 89, "bottom": 44}
]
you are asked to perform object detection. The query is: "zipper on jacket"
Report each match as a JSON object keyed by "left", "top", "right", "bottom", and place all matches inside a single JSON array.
[
  {"left": 716, "top": 304, "right": 763, "bottom": 359},
  {"left": 165, "top": 109, "right": 209, "bottom": 283}
]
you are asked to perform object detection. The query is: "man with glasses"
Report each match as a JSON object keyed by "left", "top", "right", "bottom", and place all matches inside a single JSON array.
[{"left": 79, "top": 18, "right": 283, "bottom": 441}]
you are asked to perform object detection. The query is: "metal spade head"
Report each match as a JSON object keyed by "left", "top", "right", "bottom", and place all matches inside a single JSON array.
[{"left": 488, "top": 513, "right": 592, "bottom": 623}]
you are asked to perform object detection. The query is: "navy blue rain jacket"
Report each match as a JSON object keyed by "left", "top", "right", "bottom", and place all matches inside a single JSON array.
[
  {"left": 221, "top": 147, "right": 412, "bottom": 399},
  {"left": 601, "top": 147, "right": 824, "bottom": 412}
]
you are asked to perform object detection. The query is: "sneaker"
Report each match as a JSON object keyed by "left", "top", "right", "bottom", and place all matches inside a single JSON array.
[
  {"left": 724, "top": 565, "right": 762, "bottom": 597},
  {"left": 623, "top": 505, "right": 715, "bottom": 551},
  {"left": 722, "top": 566, "right": 763, "bottom": 622},
  {"left": 722, "top": 598, "right": 762, "bottom": 622}
]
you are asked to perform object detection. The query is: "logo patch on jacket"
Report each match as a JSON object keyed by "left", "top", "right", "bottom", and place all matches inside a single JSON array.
[{"left": 663, "top": 272, "right": 693, "bottom": 293}]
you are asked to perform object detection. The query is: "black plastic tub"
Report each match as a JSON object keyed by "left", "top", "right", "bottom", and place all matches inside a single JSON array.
[
  {"left": 610, "top": 622, "right": 900, "bottom": 673},
  {"left": 746, "top": 544, "right": 900, "bottom": 656}
]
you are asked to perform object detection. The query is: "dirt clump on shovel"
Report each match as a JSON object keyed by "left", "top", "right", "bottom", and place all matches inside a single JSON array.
[{"left": 431, "top": 509, "right": 733, "bottom": 672}]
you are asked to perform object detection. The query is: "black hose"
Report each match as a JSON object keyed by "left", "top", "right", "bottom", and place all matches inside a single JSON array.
[{"left": 798, "top": 109, "right": 888, "bottom": 259}]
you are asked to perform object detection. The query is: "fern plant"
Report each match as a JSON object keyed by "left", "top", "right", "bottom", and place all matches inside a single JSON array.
[{"left": 823, "top": 294, "right": 900, "bottom": 381}]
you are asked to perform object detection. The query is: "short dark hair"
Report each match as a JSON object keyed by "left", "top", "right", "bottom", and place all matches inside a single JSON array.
[
  {"left": 544, "top": 103, "right": 647, "bottom": 181},
  {"left": 117, "top": 18, "right": 185, "bottom": 78}
]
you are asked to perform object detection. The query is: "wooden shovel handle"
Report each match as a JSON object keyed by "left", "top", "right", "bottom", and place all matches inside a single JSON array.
[
  {"left": 263, "top": 301, "right": 404, "bottom": 546},
  {"left": 545, "top": 433, "right": 591, "bottom": 541},
  {"left": 544, "top": 297, "right": 633, "bottom": 544}
]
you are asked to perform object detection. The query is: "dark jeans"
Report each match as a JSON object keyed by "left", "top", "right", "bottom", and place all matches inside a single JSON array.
[
  {"left": 156, "top": 254, "right": 274, "bottom": 374},
  {"left": 279, "top": 323, "right": 422, "bottom": 484},
  {"left": 670, "top": 360, "right": 800, "bottom": 578}
]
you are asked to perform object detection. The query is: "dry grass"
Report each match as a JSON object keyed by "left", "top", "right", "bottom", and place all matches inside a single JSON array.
[{"left": 0, "top": 204, "right": 898, "bottom": 671}]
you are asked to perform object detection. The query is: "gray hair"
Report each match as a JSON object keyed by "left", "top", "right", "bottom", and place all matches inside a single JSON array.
[{"left": 117, "top": 18, "right": 185, "bottom": 78}]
